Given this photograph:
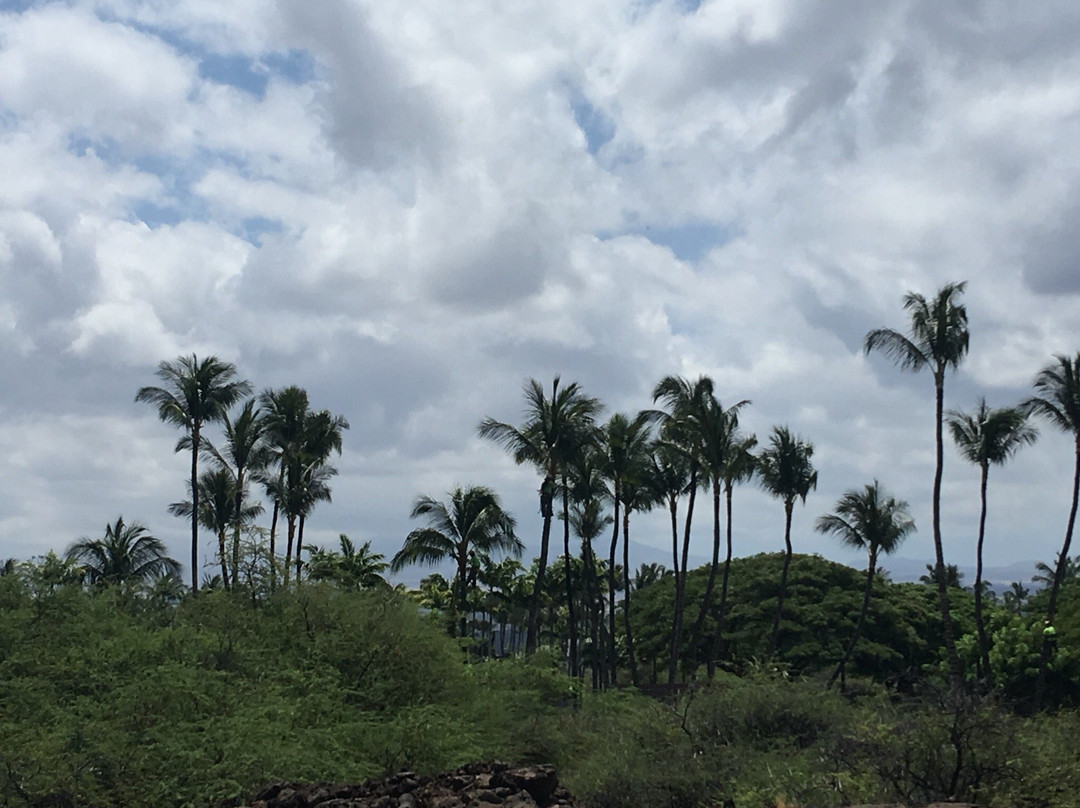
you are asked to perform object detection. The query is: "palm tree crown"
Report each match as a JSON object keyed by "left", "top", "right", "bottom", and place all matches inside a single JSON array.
[
  {"left": 136, "top": 355, "right": 251, "bottom": 592},
  {"left": 67, "top": 516, "right": 182, "bottom": 589},
  {"left": 393, "top": 485, "right": 522, "bottom": 637},
  {"left": 815, "top": 480, "right": 914, "bottom": 558},
  {"left": 948, "top": 400, "right": 1038, "bottom": 469}
]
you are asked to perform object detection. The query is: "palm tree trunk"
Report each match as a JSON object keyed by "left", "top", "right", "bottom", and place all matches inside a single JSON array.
[
  {"left": 769, "top": 500, "right": 794, "bottom": 656},
  {"left": 457, "top": 552, "right": 469, "bottom": 639},
  {"left": 284, "top": 515, "right": 296, "bottom": 586},
  {"left": 1036, "top": 437, "right": 1080, "bottom": 708},
  {"left": 666, "top": 494, "right": 681, "bottom": 684},
  {"left": 562, "top": 479, "right": 578, "bottom": 677},
  {"left": 190, "top": 422, "right": 201, "bottom": 592},
  {"left": 710, "top": 482, "right": 736, "bottom": 677},
  {"left": 232, "top": 470, "right": 243, "bottom": 591},
  {"left": 622, "top": 506, "right": 639, "bottom": 687},
  {"left": 933, "top": 371, "right": 963, "bottom": 689},
  {"left": 974, "top": 462, "right": 993, "bottom": 688},
  {"left": 296, "top": 514, "right": 306, "bottom": 582},
  {"left": 218, "top": 528, "right": 230, "bottom": 590},
  {"left": 580, "top": 534, "right": 600, "bottom": 687},
  {"left": 669, "top": 469, "right": 697, "bottom": 683},
  {"left": 689, "top": 478, "right": 721, "bottom": 675},
  {"left": 527, "top": 476, "right": 555, "bottom": 654},
  {"left": 607, "top": 485, "right": 621, "bottom": 686},
  {"left": 829, "top": 546, "right": 878, "bottom": 690}
]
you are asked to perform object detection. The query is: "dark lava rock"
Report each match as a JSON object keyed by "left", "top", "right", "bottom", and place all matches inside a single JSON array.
[{"left": 241, "top": 762, "right": 577, "bottom": 808}]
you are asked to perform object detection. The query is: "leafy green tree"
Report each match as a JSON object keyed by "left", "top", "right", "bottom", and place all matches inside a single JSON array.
[
  {"left": 652, "top": 375, "right": 712, "bottom": 683},
  {"left": 479, "top": 377, "right": 602, "bottom": 654},
  {"left": 306, "top": 535, "right": 389, "bottom": 590},
  {"left": 758, "top": 426, "right": 817, "bottom": 656},
  {"left": 136, "top": 355, "right": 251, "bottom": 592},
  {"left": 865, "top": 281, "right": 969, "bottom": 687},
  {"left": 203, "top": 398, "right": 273, "bottom": 589},
  {"left": 392, "top": 486, "right": 522, "bottom": 638},
  {"left": 66, "top": 516, "right": 181, "bottom": 590},
  {"left": 815, "top": 480, "right": 915, "bottom": 688},
  {"left": 947, "top": 399, "right": 1037, "bottom": 684}
]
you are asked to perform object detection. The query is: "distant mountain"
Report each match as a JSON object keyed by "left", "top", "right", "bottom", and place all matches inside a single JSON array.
[{"left": 880, "top": 556, "right": 1041, "bottom": 594}]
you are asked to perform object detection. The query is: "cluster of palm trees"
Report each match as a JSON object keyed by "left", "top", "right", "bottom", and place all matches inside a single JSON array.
[
  {"left": 135, "top": 355, "right": 349, "bottom": 592},
  {"left": 389, "top": 281, "right": 1080, "bottom": 698}
]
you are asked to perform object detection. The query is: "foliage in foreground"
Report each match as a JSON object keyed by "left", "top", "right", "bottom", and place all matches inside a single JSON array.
[{"left": 2, "top": 574, "right": 1080, "bottom": 808}]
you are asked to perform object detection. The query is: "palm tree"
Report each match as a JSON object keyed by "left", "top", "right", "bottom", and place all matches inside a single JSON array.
[
  {"left": 864, "top": 281, "right": 968, "bottom": 686},
  {"left": 1022, "top": 352, "right": 1080, "bottom": 704},
  {"left": 478, "top": 377, "right": 602, "bottom": 653},
  {"left": 616, "top": 449, "right": 660, "bottom": 686},
  {"left": 947, "top": 399, "right": 1037, "bottom": 684},
  {"left": 259, "top": 386, "right": 310, "bottom": 585},
  {"left": 169, "top": 468, "right": 262, "bottom": 588},
  {"left": 758, "top": 425, "right": 818, "bottom": 656},
  {"left": 392, "top": 485, "right": 522, "bottom": 638},
  {"left": 293, "top": 409, "right": 349, "bottom": 581},
  {"left": 815, "top": 481, "right": 915, "bottom": 689},
  {"left": 203, "top": 398, "right": 273, "bottom": 589},
  {"left": 306, "top": 534, "right": 388, "bottom": 589},
  {"left": 709, "top": 433, "right": 757, "bottom": 673},
  {"left": 136, "top": 355, "right": 251, "bottom": 592},
  {"left": 67, "top": 516, "right": 181, "bottom": 590},
  {"left": 686, "top": 395, "right": 750, "bottom": 676},
  {"left": 599, "top": 411, "right": 655, "bottom": 683},
  {"left": 652, "top": 375, "right": 714, "bottom": 682}
]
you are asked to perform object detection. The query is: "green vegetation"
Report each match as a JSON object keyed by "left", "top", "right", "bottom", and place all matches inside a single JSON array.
[{"left": 1, "top": 562, "right": 1079, "bottom": 808}]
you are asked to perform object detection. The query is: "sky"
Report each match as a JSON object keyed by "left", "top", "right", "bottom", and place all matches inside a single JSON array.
[{"left": 2, "top": 0, "right": 1080, "bottom": 586}]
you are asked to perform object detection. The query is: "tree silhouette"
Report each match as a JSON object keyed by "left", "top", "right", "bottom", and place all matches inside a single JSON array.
[
  {"left": 865, "top": 281, "right": 969, "bottom": 687},
  {"left": 136, "top": 355, "right": 251, "bottom": 592}
]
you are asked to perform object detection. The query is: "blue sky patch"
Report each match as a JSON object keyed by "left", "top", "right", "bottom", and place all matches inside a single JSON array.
[
  {"left": 599, "top": 221, "right": 735, "bottom": 263},
  {"left": 198, "top": 52, "right": 269, "bottom": 98},
  {"left": 570, "top": 94, "right": 615, "bottom": 155},
  {"left": 240, "top": 216, "right": 283, "bottom": 246}
]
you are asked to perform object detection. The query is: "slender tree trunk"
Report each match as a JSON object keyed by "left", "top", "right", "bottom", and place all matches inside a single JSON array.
[
  {"left": 295, "top": 514, "right": 306, "bottom": 582},
  {"left": 457, "top": 551, "right": 469, "bottom": 639},
  {"left": 232, "top": 469, "right": 244, "bottom": 591},
  {"left": 932, "top": 371, "right": 963, "bottom": 689},
  {"left": 190, "top": 422, "right": 201, "bottom": 592},
  {"left": 218, "top": 528, "right": 230, "bottom": 590},
  {"left": 769, "top": 500, "right": 794, "bottom": 657},
  {"left": 268, "top": 499, "right": 279, "bottom": 591},
  {"left": 1036, "top": 438, "right": 1080, "bottom": 708},
  {"left": 974, "top": 463, "right": 993, "bottom": 688},
  {"left": 829, "top": 546, "right": 878, "bottom": 690},
  {"left": 607, "top": 482, "right": 621, "bottom": 686},
  {"left": 562, "top": 479, "right": 578, "bottom": 677},
  {"left": 666, "top": 495, "right": 681, "bottom": 684},
  {"left": 669, "top": 469, "right": 698, "bottom": 683},
  {"left": 690, "top": 478, "right": 721, "bottom": 674},
  {"left": 622, "top": 506, "right": 639, "bottom": 687},
  {"left": 710, "top": 482, "right": 736, "bottom": 677},
  {"left": 581, "top": 535, "right": 601, "bottom": 688},
  {"left": 284, "top": 515, "right": 296, "bottom": 586},
  {"left": 527, "top": 476, "right": 555, "bottom": 654}
]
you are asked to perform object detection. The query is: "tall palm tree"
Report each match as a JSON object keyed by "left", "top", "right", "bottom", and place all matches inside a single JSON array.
[
  {"left": 864, "top": 281, "right": 968, "bottom": 687},
  {"left": 646, "top": 442, "right": 692, "bottom": 683},
  {"left": 294, "top": 409, "right": 349, "bottom": 581},
  {"left": 1022, "top": 352, "right": 1080, "bottom": 704},
  {"left": 652, "top": 375, "right": 714, "bottom": 682},
  {"left": 947, "top": 399, "right": 1037, "bottom": 685},
  {"left": 66, "top": 516, "right": 181, "bottom": 589},
  {"left": 687, "top": 395, "right": 750, "bottom": 675},
  {"left": 478, "top": 377, "right": 602, "bottom": 653},
  {"left": 758, "top": 425, "right": 818, "bottom": 656},
  {"left": 617, "top": 457, "right": 659, "bottom": 686},
  {"left": 169, "top": 468, "right": 262, "bottom": 588},
  {"left": 599, "top": 411, "right": 655, "bottom": 683},
  {"left": 709, "top": 433, "right": 757, "bottom": 674},
  {"left": 136, "top": 355, "right": 251, "bottom": 592},
  {"left": 259, "top": 386, "right": 310, "bottom": 586},
  {"left": 392, "top": 485, "right": 522, "bottom": 638},
  {"left": 203, "top": 399, "right": 273, "bottom": 589},
  {"left": 815, "top": 481, "right": 915, "bottom": 689}
]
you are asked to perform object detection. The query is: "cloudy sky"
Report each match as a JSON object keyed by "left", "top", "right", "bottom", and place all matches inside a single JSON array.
[{"left": 3, "top": 0, "right": 1080, "bottom": 585}]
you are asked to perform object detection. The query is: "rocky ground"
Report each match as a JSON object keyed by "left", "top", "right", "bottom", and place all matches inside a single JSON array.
[{"left": 239, "top": 761, "right": 576, "bottom": 808}]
